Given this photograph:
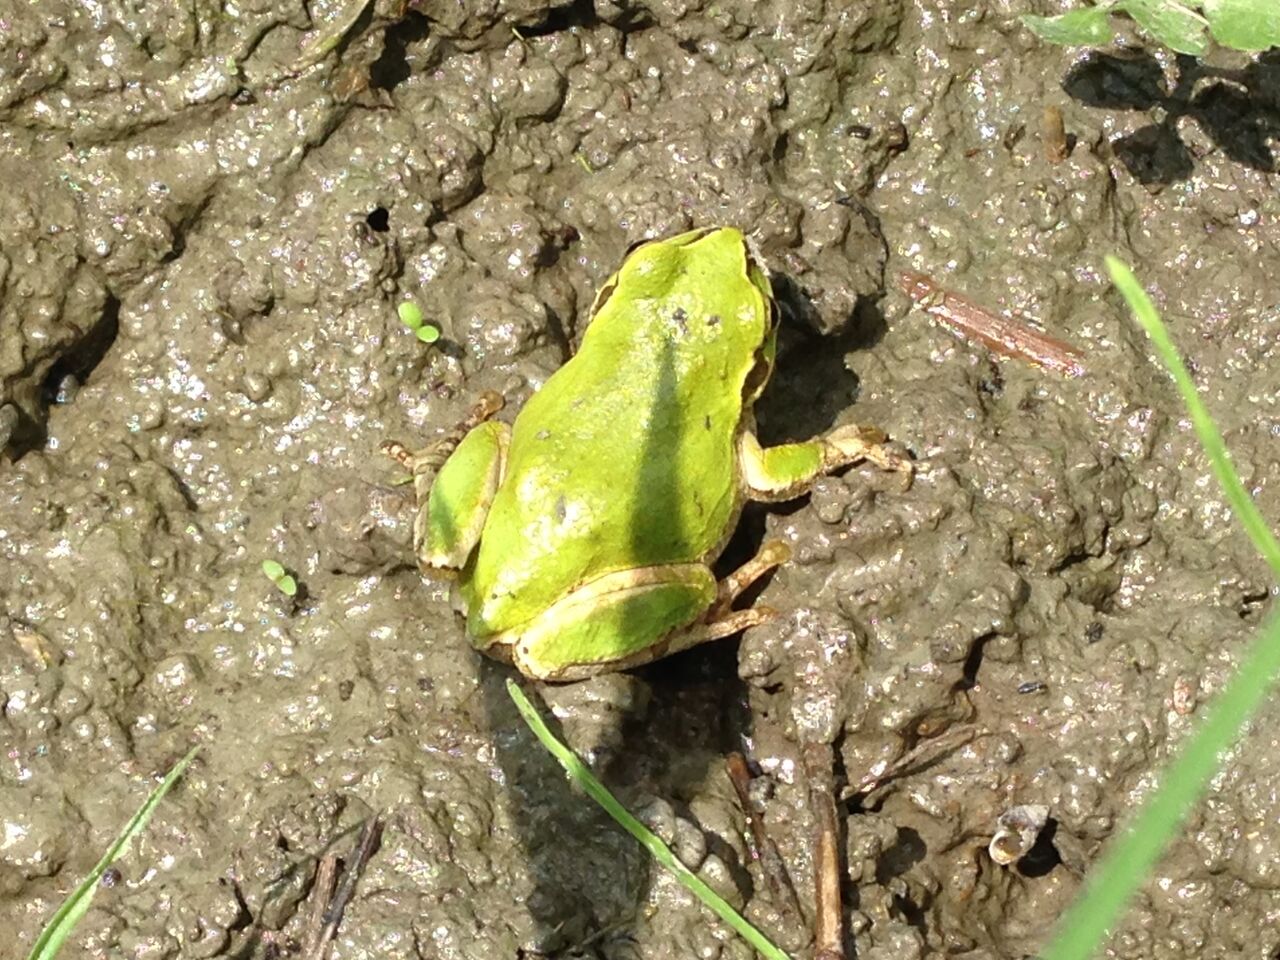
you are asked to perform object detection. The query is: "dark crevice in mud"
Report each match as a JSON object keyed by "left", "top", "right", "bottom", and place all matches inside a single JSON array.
[
  {"left": 17, "top": 294, "right": 123, "bottom": 457},
  {"left": 771, "top": 131, "right": 790, "bottom": 163},
  {"left": 369, "top": 12, "right": 430, "bottom": 92},
  {"left": 516, "top": 0, "right": 606, "bottom": 38},
  {"left": 163, "top": 465, "right": 201, "bottom": 512},
  {"left": 956, "top": 632, "right": 994, "bottom": 691},
  {"left": 891, "top": 891, "right": 928, "bottom": 933},
  {"left": 1239, "top": 590, "right": 1271, "bottom": 620},
  {"left": 881, "top": 828, "right": 931, "bottom": 926},
  {"left": 1064, "top": 50, "right": 1280, "bottom": 184},
  {"left": 1016, "top": 818, "right": 1062, "bottom": 879},
  {"left": 162, "top": 195, "right": 214, "bottom": 266},
  {"left": 42, "top": 295, "right": 120, "bottom": 406},
  {"left": 365, "top": 206, "right": 391, "bottom": 232},
  {"left": 220, "top": 876, "right": 255, "bottom": 935}
]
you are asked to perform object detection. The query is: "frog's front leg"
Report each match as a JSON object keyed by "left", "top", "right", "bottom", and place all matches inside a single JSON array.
[
  {"left": 380, "top": 392, "right": 508, "bottom": 576},
  {"left": 738, "top": 424, "right": 912, "bottom": 503}
]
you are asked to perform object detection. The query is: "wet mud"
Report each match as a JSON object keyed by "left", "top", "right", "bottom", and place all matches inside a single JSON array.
[{"left": 3, "top": 2, "right": 1280, "bottom": 958}]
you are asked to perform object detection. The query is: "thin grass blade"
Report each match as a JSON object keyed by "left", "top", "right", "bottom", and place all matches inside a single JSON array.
[
  {"left": 26, "top": 746, "right": 200, "bottom": 960},
  {"left": 1105, "top": 256, "right": 1280, "bottom": 575},
  {"left": 506, "top": 680, "right": 791, "bottom": 960},
  {"left": 1040, "top": 260, "right": 1280, "bottom": 960}
]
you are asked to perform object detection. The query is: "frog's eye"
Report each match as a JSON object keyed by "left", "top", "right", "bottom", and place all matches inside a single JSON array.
[{"left": 622, "top": 235, "right": 652, "bottom": 257}]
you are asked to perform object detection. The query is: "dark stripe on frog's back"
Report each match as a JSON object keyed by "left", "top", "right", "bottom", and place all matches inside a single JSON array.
[{"left": 465, "top": 229, "right": 765, "bottom": 637}]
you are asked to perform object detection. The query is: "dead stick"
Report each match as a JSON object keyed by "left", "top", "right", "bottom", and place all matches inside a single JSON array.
[
  {"left": 898, "top": 270, "right": 1086, "bottom": 378},
  {"left": 305, "top": 817, "right": 383, "bottom": 960},
  {"left": 725, "top": 753, "right": 803, "bottom": 929},
  {"left": 302, "top": 853, "right": 339, "bottom": 957},
  {"left": 803, "top": 742, "right": 844, "bottom": 960}
]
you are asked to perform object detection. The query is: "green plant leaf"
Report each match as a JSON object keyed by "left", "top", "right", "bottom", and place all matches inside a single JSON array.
[
  {"left": 1021, "top": 8, "right": 1115, "bottom": 45},
  {"left": 1115, "top": 0, "right": 1209, "bottom": 54},
  {"left": 277, "top": 575, "right": 298, "bottom": 597},
  {"left": 414, "top": 325, "right": 441, "bottom": 344},
  {"left": 27, "top": 747, "right": 200, "bottom": 960},
  {"left": 397, "top": 301, "right": 425, "bottom": 330},
  {"left": 1203, "top": 0, "right": 1280, "bottom": 49},
  {"left": 261, "top": 559, "right": 285, "bottom": 580}
]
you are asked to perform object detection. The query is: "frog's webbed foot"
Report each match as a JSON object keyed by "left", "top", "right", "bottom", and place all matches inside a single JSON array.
[
  {"left": 380, "top": 391, "right": 505, "bottom": 482},
  {"left": 821, "top": 423, "right": 913, "bottom": 490}
]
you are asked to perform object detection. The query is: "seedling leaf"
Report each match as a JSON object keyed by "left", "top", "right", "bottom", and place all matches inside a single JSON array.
[
  {"left": 1115, "top": 0, "right": 1209, "bottom": 53},
  {"left": 277, "top": 575, "right": 298, "bottom": 597},
  {"left": 397, "top": 301, "right": 425, "bottom": 330},
  {"left": 261, "top": 559, "right": 286, "bottom": 580},
  {"left": 414, "top": 325, "right": 441, "bottom": 344},
  {"left": 1024, "top": 0, "right": 1280, "bottom": 52}
]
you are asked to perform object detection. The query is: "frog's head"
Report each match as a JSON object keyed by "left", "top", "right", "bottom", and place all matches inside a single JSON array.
[{"left": 586, "top": 226, "right": 779, "bottom": 399}]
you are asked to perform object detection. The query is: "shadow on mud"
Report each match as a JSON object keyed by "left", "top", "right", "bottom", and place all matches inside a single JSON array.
[
  {"left": 472, "top": 249, "right": 819, "bottom": 952},
  {"left": 1063, "top": 50, "right": 1280, "bottom": 184}
]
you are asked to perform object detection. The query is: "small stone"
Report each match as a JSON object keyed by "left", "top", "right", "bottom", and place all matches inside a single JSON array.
[{"left": 242, "top": 372, "right": 272, "bottom": 402}]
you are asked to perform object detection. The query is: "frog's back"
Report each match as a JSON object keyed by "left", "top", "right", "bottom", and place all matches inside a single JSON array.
[{"left": 465, "top": 228, "right": 770, "bottom": 637}]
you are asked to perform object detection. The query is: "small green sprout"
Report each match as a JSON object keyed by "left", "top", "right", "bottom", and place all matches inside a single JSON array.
[
  {"left": 261, "top": 559, "right": 298, "bottom": 597},
  {"left": 398, "top": 301, "right": 441, "bottom": 344}
]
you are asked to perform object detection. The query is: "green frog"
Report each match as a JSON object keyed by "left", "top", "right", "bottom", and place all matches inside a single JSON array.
[{"left": 384, "top": 227, "right": 910, "bottom": 680}]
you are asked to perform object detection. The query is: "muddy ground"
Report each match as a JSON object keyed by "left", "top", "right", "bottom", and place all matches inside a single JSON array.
[{"left": 3, "top": 2, "right": 1280, "bottom": 958}]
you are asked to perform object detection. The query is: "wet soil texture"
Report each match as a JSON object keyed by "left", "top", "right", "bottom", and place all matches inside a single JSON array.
[{"left": 4, "top": 2, "right": 1280, "bottom": 959}]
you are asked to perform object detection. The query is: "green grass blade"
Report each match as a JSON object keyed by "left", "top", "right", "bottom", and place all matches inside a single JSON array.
[
  {"left": 1105, "top": 256, "right": 1280, "bottom": 575},
  {"left": 506, "top": 680, "right": 791, "bottom": 960},
  {"left": 26, "top": 746, "right": 200, "bottom": 960},
  {"left": 1041, "top": 612, "right": 1280, "bottom": 960},
  {"left": 1040, "top": 260, "right": 1280, "bottom": 960}
]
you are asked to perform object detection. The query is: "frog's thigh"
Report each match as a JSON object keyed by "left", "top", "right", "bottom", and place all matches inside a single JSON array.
[
  {"left": 420, "top": 420, "right": 510, "bottom": 573},
  {"left": 739, "top": 427, "right": 912, "bottom": 503},
  {"left": 510, "top": 565, "right": 717, "bottom": 681}
]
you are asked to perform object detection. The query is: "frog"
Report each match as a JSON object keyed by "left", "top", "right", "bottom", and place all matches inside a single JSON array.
[{"left": 382, "top": 226, "right": 911, "bottom": 681}]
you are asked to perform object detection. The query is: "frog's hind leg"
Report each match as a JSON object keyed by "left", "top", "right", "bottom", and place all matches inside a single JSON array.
[
  {"left": 380, "top": 391, "right": 507, "bottom": 575},
  {"left": 507, "top": 564, "right": 719, "bottom": 681},
  {"left": 685, "top": 539, "right": 792, "bottom": 644}
]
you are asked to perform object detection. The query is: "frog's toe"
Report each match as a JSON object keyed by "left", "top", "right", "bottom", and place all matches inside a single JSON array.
[{"left": 701, "top": 605, "right": 778, "bottom": 641}]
